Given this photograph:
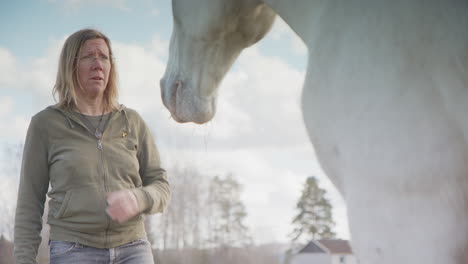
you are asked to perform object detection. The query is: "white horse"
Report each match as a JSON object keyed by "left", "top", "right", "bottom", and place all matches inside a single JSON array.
[{"left": 160, "top": 1, "right": 468, "bottom": 263}]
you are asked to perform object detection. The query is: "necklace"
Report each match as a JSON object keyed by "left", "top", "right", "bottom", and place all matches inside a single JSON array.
[{"left": 77, "top": 108, "right": 105, "bottom": 149}]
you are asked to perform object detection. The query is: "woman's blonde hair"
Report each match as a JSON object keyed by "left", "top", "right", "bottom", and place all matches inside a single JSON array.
[{"left": 53, "top": 28, "right": 119, "bottom": 111}]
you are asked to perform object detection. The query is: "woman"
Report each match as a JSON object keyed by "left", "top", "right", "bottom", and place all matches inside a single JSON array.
[{"left": 14, "top": 28, "right": 170, "bottom": 264}]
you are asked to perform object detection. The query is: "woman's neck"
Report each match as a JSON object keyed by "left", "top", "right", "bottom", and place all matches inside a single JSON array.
[{"left": 75, "top": 97, "right": 106, "bottom": 116}]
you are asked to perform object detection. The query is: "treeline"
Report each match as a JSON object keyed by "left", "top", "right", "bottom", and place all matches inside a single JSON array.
[
  {"left": 147, "top": 165, "right": 283, "bottom": 263},
  {"left": 151, "top": 166, "right": 251, "bottom": 249},
  {"left": 154, "top": 244, "right": 284, "bottom": 264}
]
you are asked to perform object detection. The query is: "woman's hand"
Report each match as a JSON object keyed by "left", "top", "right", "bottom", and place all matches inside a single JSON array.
[{"left": 105, "top": 189, "right": 140, "bottom": 223}]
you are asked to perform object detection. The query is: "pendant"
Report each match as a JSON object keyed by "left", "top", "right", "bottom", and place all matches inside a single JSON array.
[
  {"left": 97, "top": 140, "right": 103, "bottom": 150},
  {"left": 95, "top": 129, "right": 102, "bottom": 139}
]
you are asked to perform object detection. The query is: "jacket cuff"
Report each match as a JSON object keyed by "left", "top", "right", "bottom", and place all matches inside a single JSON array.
[{"left": 130, "top": 188, "right": 151, "bottom": 213}]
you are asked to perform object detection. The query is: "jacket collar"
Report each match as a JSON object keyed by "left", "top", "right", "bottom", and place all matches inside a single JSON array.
[{"left": 49, "top": 104, "right": 127, "bottom": 129}]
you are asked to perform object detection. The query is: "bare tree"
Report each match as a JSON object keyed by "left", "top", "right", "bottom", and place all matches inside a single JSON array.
[
  {"left": 0, "top": 143, "right": 23, "bottom": 240},
  {"left": 1, "top": 143, "right": 51, "bottom": 263},
  {"left": 151, "top": 168, "right": 286, "bottom": 264},
  {"left": 153, "top": 164, "right": 205, "bottom": 250},
  {"left": 205, "top": 174, "right": 252, "bottom": 249},
  {"left": 0, "top": 235, "right": 15, "bottom": 264}
]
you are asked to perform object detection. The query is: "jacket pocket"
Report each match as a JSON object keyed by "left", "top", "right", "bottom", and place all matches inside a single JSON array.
[
  {"left": 54, "top": 191, "right": 72, "bottom": 219},
  {"left": 53, "top": 187, "right": 108, "bottom": 231}
]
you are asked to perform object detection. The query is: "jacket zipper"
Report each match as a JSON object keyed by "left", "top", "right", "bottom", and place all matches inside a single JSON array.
[
  {"left": 100, "top": 131, "right": 111, "bottom": 248},
  {"left": 63, "top": 110, "right": 119, "bottom": 248},
  {"left": 100, "top": 111, "right": 121, "bottom": 248}
]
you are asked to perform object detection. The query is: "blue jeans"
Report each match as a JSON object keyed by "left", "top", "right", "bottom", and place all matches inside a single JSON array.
[{"left": 49, "top": 239, "right": 154, "bottom": 264}]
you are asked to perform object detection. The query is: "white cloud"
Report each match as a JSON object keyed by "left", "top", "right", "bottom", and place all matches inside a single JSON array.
[
  {"left": 49, "top": 0, "right": 130, "bottom": 12},
  {"left": 0, "top": 97, "right": 14, "bottom": 116},
  {"left": 0, "top": 43, "right": 59, "bottom": 143},
  {"left": 0, "top": 47, "right": 19, "bottom": 88},
  {"left": 0, "top": 41, "right": 60, "bottom": 99},
  {"left": 269, "top": 17, "right": 308, "bottom": 56},
  {"left": 291, "top": 36, "right": 307, "bottom": 56},
  {"left": 12, "top": 116, "right": 30, "bottom": 141},
  {"left": 113, "top": 39, "right": 168, "bottom": 113},
  {"left": 270, "top": 18, "right": 291, "bottom": 41},
  {"left": 214, "top": 47, "right": 306, "bottom": 147},
  {"left": 150, "top": 8, "right": 160, "bottom": 17},
  {"left": 0, "top": 112, "right": 30, "bottom": 144},
  {"left": 149, "top": 34, "right": 170, "bottom": 59},
  {"left": 28, "top": 51, "right": 60, "bottom": 96}
]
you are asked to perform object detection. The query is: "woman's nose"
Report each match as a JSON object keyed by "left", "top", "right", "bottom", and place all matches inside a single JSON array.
[{"left": 92, "top": 59, "right": 104, "bottom": 70}]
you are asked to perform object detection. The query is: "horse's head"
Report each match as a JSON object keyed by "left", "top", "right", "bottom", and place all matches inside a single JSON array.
[{"left": 160, "top": 0, "right": 276, "bottom": 124}]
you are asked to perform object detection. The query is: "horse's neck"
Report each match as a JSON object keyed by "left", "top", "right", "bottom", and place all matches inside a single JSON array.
[
  {"left": 264, "top": 0, "right": 467, "bottom": 93},
  {"left": 263, "top": 0, "right": 467, "bottom": 52}
]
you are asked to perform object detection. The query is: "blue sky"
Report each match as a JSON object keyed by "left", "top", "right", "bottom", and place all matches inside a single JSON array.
[
  {"left": 1, "top": 0, "right": 306, "bottom": 65},
  {"left": 1, "top": 1, "right": 171, "bottom": 59},
  {"left": 0, "top": 0, "right": 347, "bottom": 244}
]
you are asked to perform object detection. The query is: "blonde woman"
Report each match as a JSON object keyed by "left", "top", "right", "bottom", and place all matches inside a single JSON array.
[{"left": 14, "top": 28, "right": 170, "bottom": 264}]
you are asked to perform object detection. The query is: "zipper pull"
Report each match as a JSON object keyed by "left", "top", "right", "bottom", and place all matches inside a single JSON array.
[{"left": 97, "top": 140, "right": 103, "bottom": 150}]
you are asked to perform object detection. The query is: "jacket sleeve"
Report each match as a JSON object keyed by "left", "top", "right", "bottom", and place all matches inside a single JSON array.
[
  {"left": 14, "top": 115, "right": 49, "bottom": 264},
  {"left": 131, "top": 117, "right": 170, "bottom": 215}
]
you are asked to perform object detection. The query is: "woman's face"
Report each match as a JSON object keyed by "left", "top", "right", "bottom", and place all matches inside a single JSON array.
[{"left": 77, "top": 38, "right": 111, "bottom": 99}]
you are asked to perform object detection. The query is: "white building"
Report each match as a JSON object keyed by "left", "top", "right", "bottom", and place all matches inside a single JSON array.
[{"left": 291, "top": 239, "right": 358, "bottom": 264}]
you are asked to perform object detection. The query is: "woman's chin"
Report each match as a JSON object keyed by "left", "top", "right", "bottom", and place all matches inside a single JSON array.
[{"left": 83, "top": 85, "right": 106, "bottom": 98}]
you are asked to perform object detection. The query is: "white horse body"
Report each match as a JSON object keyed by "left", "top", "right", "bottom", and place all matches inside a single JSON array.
[{"left": 161, "top": 0, "right": 468, "bottom": 263}]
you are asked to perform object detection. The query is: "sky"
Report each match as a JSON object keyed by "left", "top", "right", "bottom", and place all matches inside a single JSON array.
[{"left": 0, "top": 0, "right": 349, "bottom": 244}]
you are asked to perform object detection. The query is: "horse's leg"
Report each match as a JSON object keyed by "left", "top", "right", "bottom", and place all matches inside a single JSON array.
[
  {"left": 304, "top": 114, "right": 468, "bottom": 263},
  {"left": 344, "top": 164, "right": 468, "bottom": 264},
  {"left": 301, "top": 72, "right": 468, "bottom": 264},
  {"left": 305, "top": 118, "right": 468, "bottom": 263}
]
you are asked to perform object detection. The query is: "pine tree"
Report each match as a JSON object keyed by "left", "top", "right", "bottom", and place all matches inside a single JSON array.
[{"left": 290, "top": 176, "right": 336, "bottom": 244}]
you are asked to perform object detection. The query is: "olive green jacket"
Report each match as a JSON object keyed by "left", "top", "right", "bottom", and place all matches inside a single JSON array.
[{"left": 14, "top": 105, "right": 170, "bottom": 264}]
